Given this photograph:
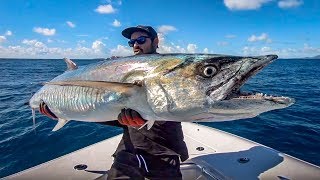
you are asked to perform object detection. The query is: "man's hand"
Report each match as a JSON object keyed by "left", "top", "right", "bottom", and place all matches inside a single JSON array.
[{"left": 118, "top": 108, "right": 146, "bottom": 128}]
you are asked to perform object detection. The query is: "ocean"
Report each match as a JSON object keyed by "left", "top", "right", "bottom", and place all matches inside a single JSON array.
[{"left": 0, "top": 58, "right": 319, "bottom": 178}]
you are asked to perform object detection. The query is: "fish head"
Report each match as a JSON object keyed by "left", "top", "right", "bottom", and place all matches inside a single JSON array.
[
  {"left": 144, "top": 54, "right": 294, "bottom": 121},
  {"left": 29, "top": 86, "right": 59, "bottom": 120}
]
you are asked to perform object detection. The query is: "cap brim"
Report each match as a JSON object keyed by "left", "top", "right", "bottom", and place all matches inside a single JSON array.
[{"left": 122, "top": 27, "right": 149, "bottom": 39}]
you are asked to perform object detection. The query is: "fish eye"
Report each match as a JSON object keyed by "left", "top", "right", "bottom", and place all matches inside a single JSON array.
[{"left": 202, "top": 65, "right": 217, "bottom": 78}]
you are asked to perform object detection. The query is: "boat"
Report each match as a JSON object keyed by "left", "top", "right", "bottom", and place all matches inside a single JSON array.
[{"left": 5, "top": 122, "right": 320, "bottom": 179}]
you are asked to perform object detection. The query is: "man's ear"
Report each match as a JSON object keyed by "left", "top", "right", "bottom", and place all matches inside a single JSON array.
[{"left": 153, "top": 37, "right": 159, "bottom": 48}]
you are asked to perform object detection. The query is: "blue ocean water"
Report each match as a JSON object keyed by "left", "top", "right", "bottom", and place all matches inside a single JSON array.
[{"left": 0, "top": 58, "right": 319, "bottom": 177}]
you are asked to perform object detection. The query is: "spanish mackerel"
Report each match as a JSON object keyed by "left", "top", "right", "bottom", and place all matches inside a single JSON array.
[{"left": 29, "top": 54, "right": 294, "bottom": 131}]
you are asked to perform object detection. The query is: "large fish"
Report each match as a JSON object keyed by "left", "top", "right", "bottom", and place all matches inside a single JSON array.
[{"left": 29, "top": 54, "right": 294, "bottom": 131}]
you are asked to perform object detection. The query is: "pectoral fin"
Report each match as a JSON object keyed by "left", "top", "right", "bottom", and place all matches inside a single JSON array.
[
  {"left": 52, "top": 119, "right": 69, "bottom": 131},
  {"left": 138, "top": 120, "right": 156, "bottom": 130}
]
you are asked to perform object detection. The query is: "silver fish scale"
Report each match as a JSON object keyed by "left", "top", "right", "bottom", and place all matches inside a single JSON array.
[{"left": 42, "top": 85, "right": 112, "bottom": 115}]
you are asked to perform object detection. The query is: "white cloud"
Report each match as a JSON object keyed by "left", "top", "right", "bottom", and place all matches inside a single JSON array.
[
  {"left": 5, "top": 30, "right": 12, "bottom": 36},
  {"left": 0, "top": 36, "right": 6, "bottom": 43},
  {"left": 110, "top": 45, "right": 133, "bottom": 56},
  {"left": 1, "top": 31, "right": 214, "bottom": 58},
  {"left": 92, "top": 40, "right": 106, "bottom": 53},
  {"left": 22, "top": 39, "right": 46, "bottom": 48},
  {"left": 157, "top": 33, "right": 208, "bottom": 54},
  {"left": 33, "top": 27, "right": 56, "bottom": 36},
  {"left": 157, "top": 33, "right": 183, "bottom": 53},
  {"left": 157, "top": 25, "right": 177, "bottom": 34},
  {"left": 303, "top": 43, "right": 320, "bottom": 54},
  {"left": 261, "top": 46, "right": 271, "bottom": 52},
  {"left": 278, "top": 0, "right": 303, "bottom": 9},
  {"left": 66, "top": 21, "right": 76, "bottom": 28},
  {"left": 243, "top": 46, "right": 267, "bottom": 56},
  {"left": 203, "top": 48, "right": 209, "bottom": 54},
  {"left": 95, "top": 4, "right": 116, "bottom": 14},
  {"left": 248, "top": 33, "right": 272, "bottom": 43},
  {"left": 47, "top": 39, "right": 53, "bottom": 43},
  {"left": 224, "top": 0, "right": 271, "bottom": 10},
  {"left": 225, "top": 34, "right": 236, "bottom": 38},
  {"left": 187, "top": 44, "right": 197, "bottom": 53},
  {"left": 0, "top": 39, "right": 112, "bottom": 58},
  {"left": 112, "top": 19, "right": 121, "bottom": 27},
  {"left": 242, "top": 44, "right": 320, "bottom": 58}
]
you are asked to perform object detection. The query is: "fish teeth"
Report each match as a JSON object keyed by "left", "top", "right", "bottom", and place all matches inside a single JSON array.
[{"left": 235, "top": 92, "right": 275, "bottom": 99}]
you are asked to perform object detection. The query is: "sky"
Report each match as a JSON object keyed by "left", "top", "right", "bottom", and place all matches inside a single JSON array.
[{"left": 0, "top": 0, "right": 319, "bottom": 59}]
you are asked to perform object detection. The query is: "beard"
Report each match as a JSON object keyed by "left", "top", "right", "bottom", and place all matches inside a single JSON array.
[{"left": 134, "top": 48, "right": 143, "bottom": 55}]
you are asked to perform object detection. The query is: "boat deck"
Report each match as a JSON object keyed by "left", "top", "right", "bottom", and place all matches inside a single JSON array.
[{"left": 6, "top": 122, "right": 320, "bottom": 179}]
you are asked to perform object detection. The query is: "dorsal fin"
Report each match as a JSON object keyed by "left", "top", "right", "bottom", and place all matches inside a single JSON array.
[{"left": 63, "top": 58, "right": 78, "bottom": 71}]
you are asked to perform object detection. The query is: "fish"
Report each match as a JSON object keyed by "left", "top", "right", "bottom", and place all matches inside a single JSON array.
[{"left": 29, "top": 53, "right": 294, "bottom": 131}]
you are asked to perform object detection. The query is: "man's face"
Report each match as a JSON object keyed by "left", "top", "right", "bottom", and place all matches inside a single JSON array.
[{"left": 130, "top": 31, "right": 155, "bottom": 55}]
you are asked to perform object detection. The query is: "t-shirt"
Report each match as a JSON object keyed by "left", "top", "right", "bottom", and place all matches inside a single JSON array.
[{"left": 101, "top": 121, "right": 189, "bottom": 161}]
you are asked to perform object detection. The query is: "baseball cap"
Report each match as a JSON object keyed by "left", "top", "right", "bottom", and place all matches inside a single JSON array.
[{"left": 122, "top": 25, "right": 158, "bottom": 39}]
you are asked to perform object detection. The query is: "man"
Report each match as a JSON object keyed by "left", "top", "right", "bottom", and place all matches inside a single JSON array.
[{"left": 102, "top": 25, "right": 189, "bottom": 179}]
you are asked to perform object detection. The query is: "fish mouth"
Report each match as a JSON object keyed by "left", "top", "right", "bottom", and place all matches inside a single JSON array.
[
  {"left": 39, "top": 101, "right": 58, "bottom": 119},
  {"left": 226, "top": 91, "right": 293, "bottom": 104},
  {"left": 210, "top": 55, "right": 292, "bottom": 104},
  {"left": 224, "top": 62, "right": 268, "bottom": 100}
]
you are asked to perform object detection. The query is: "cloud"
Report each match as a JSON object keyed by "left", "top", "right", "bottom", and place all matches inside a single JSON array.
[
  {"left": 0, "top": 39, "right": 113, "bottom": 58},
  {"left": 33, "top": 27, "right": 56, "bottom": 36},
  {"left": 5, "top": 30, "right": 12, "bottom": 36},
  {"left": 242, "top": 44, "right": 320, "bottom": 58},
  {"left": 95, "top": 4, "right": 116, "bottom": 14},
  {"left": 303, "top": 43, "right": 320, "bottom": 54},
  {"left": 22, "top": 39, "right": 46, "bottom": 48},
  {"left": 187, "top": 44, "right": 197, "bottom": 53},
  {"left": 203, "top": 48, "right": 209, "bottom": 54},
  {"left": 157, "top": 33, "right": 206, "bottom": 54},
  {"left": 278, "top": 0, "right": 303, "bottom": 9},
  {"left": 261, "top": 46, "right": 271, "bottom": 52},
  {"left": 92, "top": 40, "right": 106, "bottom": 53},
  {"left": 0, "top": 32, "right": 214, "bottom": 58},
  {"left": 225, "top": 34, "right": 236, "bottom": 38},
  {"left": 0, "top": 36, "right": 6, "bottom": 43},
  {"left": 66, "top": 21, "right": 76, "bottom": 28},
  {"left": 112, "top": 19, "right": 121, "bottom": 27},
  {"left": 243, "top": 46, "right": 277, "bottom": 56},
  {"left": 110, "top": 45, "right": 133, "bottom": 56},
  {"left": 248, "top": 33, "right": 272, "bottom": 43},
  {"left": 224, "top": 0, "right": 271, "bottom": 10},
  {"left": 157, "top": 25, "right": 177, "bottom": 34}
]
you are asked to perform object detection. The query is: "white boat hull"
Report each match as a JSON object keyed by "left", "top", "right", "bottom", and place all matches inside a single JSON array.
[{"left": 6, "top": 122, "right": 320, "bottom": 179}]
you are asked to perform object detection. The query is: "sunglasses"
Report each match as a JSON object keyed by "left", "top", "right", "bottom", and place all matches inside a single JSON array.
[{"left": 128, "top": 36, "right": 150, "bottom": 47}]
